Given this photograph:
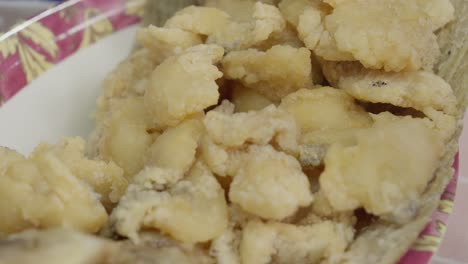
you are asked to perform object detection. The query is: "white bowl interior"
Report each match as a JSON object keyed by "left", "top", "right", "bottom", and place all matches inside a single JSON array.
[{"left": 0, "top": 26, "right": 137, "bottom": 155}]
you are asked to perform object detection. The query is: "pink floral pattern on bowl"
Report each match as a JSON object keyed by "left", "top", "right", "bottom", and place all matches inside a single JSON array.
[
  {"left": 0, "top": 1, "right": 459, "bottom": 263},
  {"left": 0, "top": 0, "right": 143, "bottom": 103}
]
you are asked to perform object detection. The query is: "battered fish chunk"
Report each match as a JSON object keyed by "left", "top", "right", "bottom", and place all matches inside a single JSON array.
[
  {"left": 280, "top": 87, "right": 371, "bottom": 166},
  {"left": 205, "top": 0, "right": 281, "bottom": 22},
  {"left": 165, "top": 3, "right": 286, "bottom": 51},
  {"left": 137, "top": 25, "right": 203, "bottom": 65},
  {"left": 240, "top": 220, "right": 354, "bottom": 264},
  {"left": 147, "top": 118, "right": 204, "bottom": 174},
  {"left": 111, "top": 162, "right": 228, "bottom": 243},
  {"left": 32, "top": 138, "right": 127, "bottom": 210},
  {"left": 0, "top": 143, "right": 108, "bottom": 237},
  {"left": 222, "top": 45, "right": 313, "bottom": 101},
  {"left": 324, "top": 0, "right": 454, "bottom": 30},
  {"left": 0, "top": 229, "right": 215, "bottom": 264},
  {"left": 229, "top": 145, "right": 313, "bottom": 220},
  {"left": 204, "top": 103, "right": 299, "bottom": 154},
  {"left": 144, "top": 44, "right": 224, "bottom": 128},
  {"left": 0, "top": 229, "right": 117, "bottom": 264},
  {"left": 278, "top": 0, "right": 331, "bottom": 51},
  {"left": 320, "top": 113, "right": 444, "bottom": 222},
  {"left": 416, "top": 0, "right": 455, "bottom": 30},
  {"left": 98, "top": 97, "right": 153, "bottom": 178},
  {"left": 324, "top": 64, "right": 458, "bottom": 142},
  {"left": 165, "top": 6, "right": 230, "bottom": 35},
  {"left": 0, "top": 147, "right": 23, "bottom": 169},
  {"left": 96, "top": 49, "right": 157, "bottom": 119},
  {"left": 231, "top": 83, "right": 275, "bottom": 112},
  {"left": 200, "top": 135, "right": 245, "bottom": 177},
  {"left": 280, "top": 87, "right": 372, "bottom": 133},
  {"left": 339, "top": 70, "right": 458, "bottom": 115},
  {"left": 322, "top": 0, "right": 440, "bottom": 71},
  {"left": 319, "top": 60, "right": 363, "bottom": 87},
  {"left": 209, "top": 228, "right": 241, "bottom": 264}
]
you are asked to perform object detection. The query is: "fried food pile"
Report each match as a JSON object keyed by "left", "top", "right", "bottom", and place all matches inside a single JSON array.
[{"left": 0, "top": 0, "right": 462, "bottom": 263}]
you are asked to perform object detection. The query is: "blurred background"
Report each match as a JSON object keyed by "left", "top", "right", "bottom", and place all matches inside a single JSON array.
[{"left": 0, "top": 0, "right": 60, "bottom": 32}]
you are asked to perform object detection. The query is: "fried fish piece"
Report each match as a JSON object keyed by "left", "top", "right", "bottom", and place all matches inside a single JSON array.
[
  {"left": 240, "top": 220, "right": 353, "bottom": 264},
  {"left": 98, "top": 97, "right": 153, "bottom": 178},
  {"left": 137, "top": 25, "right": 203, "bottom": 65},
  {"left": 144, "top": 44, "right": 224, "bottom": 128},
  {"left": 222, "top": 45, "right": 313, "bottom": 101},
  {"left": 320, "top": 113, "right": 444, "bottom": 223},
  {"left": 0, "top": 142, "right": 109, "bottom": 236},
  {"left": 204, "top": 102, "right": 299, "bottom": 154},
  {"left": 111, "top": 162, "right": 228, "bottom": 243},
  {"left": 229, "top": 145, "right": 313, "bottom": 220}
]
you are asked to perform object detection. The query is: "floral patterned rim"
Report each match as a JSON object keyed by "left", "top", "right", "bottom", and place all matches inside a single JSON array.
[{"left": 0, "top": 0, "right": 459, "bottom": 263}]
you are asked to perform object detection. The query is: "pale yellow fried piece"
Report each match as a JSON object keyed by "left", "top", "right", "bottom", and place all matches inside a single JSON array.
[
  {"left": 278, "top": 0, "right": 330, "bottom": 50},
  {"left": 240, "top": 220, "right": 354, "bottom": 264},
  {"left": 416, "top": 0, "right": 454, "bottom": 30},
  {"left": 323, "top": 0, "right": 440, "bottom": 71},
  {"left": 308, "top": 190, "right": 357, "bottom": 227},
  {"left": 229, "top": 145, "right": 313, "bottom": 220},
  {"left": 279, "top": 0, "right": 314, "bottom": 27},
  {"left": 165, "top": 3, "right": 286, "bottom": 51},
  {"left": 297, "top": 7, "right": 323, "bottom": 54},
  {"left": 200, "top": 135, "right": 230, "bottom": 177},
  {"left": 278, "top": 0, "right": 352, "bottom": 61},
  {"left": 324, "top": 0, "right": 454, "bottom": 30},
  {"left": 280, "top": 87, "right": 370, "bottom": 165},
  {"left": 279, "top": 87, "right": 372, "bottom": 133},
  {"left": 320, "top": 113, "right": 444, "bottom": 223},
  {"left": 137, "top": 25, "right": 203, "bottom": 64},
  {"left": 0, "top": 147, "right": 24, "bottom": 170},
  {"left": 249, "top": 2, "right": 287, "bottom": 46},
  {"left": 423, "top": 107, "right": 457, "bottom": 143},
  {"left": 32, "top": 138, "right": 127, "bottom": 210},
  {"left": 322, "top": 64, "right": 458, "bottom": 142},
  {"left": 253, "top": 24, "right": 304, "bottom": 50},
  {"left": 0, "top": 229, "right": 214, "bottom": 264},
  {"left": 231, "top": 83, "right": 275, "bottom": 112},
  {"left": 339, "top": 70, "right": 458, "bottom": 116},
  {"left": 111, "top": 162, "right": 228, "bottom": 243},
  {"left": 240, "top": 220, "right": 277, "bottom": 264},
  {"left": 204, "top": 103, "right": 299, "bottom": 154},
  {"left": 96, "top": 49, "right": 157, "bottom": 119},
  {"left": 147, "top": 118, "right": 204, "bottom": 174},
  {"left": 0, "top": 145, "right": 108, "bottom": 237},
  {"left": 204, "top": 0, "right": 257, "bottom": 22},
  {"left": 144, "top": 44, "right": 224, "bottom": 128},
  {"left": 207, "top": 2, "right": 286, "bottom": 50},
  {"left": 314, "top": 30, "right": 355, "bottom": 61},
  {"left": 0, "top": 228, "right": 117, "bottom": 264},
  {"left": 300, "top": 128, "right": 363, "bottom": 146},
  {"left": 204, "top": 0, "right": 280, "bottom": 22},
  {"left": 200, "top": 135, "right": 245, "bottom": 177},
  {"left": 165, "top": 6, "right": 230, "bottom": 35},
  {"left": 209, "top": 228, "right": 241, "bottom": 264},
  {"left": 228, "top": 204, "right": 260, "bottom": 228},
  {"left": 98, "top": 97, "right": 153, "bottom": 178},
  {"left": 222, "top": 45, "right": 312, "bottom": 101},
  {"left": 319, "top": 60, "right": 363, "bottom": 87},
  {"left": 116, "top": 231, "right": 215, "bottom": 264},
  {"left": 118, "top": 247, "right": 211, "bottom": 264}
]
